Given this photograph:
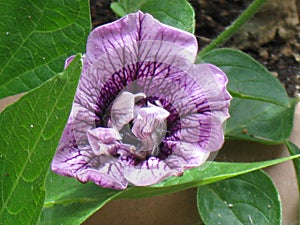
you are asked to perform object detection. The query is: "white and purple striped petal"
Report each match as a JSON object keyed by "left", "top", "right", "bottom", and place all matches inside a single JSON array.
[{"left": 51, "top": 11, "right": 231, "bottom": 190}]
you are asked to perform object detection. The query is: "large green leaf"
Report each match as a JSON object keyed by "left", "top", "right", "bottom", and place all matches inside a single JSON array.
[
  {"left": 39, "top": 155, "right": 298, "bottom": 224},
  {"left": 38, "top": 172, "right": 121, "bottom": 225},
  {"left": 225, "top": 98, "right": 296, "bottom": 144},
  {"left": 200, "top": 48, "right": 290, "bottom": 107},
  {"left": 0, "top": 0, "right": 90, "bottom": 99},
  {"left": 110, "top": 0, "right": 195, "bottom": 33},
  {"left": 197, "top": 170, "right": 281, "bottom": 225},
  {"left": 0, "top": 54, "right": 82, "bottom": 225}
]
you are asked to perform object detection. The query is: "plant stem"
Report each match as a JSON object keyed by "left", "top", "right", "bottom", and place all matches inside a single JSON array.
[{"left": 198, "top": 0, "right": 267, "bottom": 58}]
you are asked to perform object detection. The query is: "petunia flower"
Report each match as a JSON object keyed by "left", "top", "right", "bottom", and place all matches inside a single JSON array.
[{"left": 51, "top": 11, "right": 232, "bottom": 190}]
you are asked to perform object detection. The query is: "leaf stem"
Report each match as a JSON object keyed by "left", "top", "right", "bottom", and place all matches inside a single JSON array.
[{"left": 198, "top": 0, "right": 267, "bottom": 58}]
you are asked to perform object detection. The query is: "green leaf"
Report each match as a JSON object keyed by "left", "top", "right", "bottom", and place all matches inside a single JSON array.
[
  {"left": 200, "top": 48, "right": 296, "bottom": 144},
  {"left": 111, "top": 0, "right": 195, "bottom": 33},
  {"left": 200, "top": 48, "right": 290, "bottom": 107},
  {"left": 39, "top": 155, "right": 298, "bottom": 224},
  {"left": 0, "top": 55, "right": 82, "bottom": 225},
  {"left": 225, "top": 98, "right": 296, "bottom": 144},
  {"left": 286, "top": 140, "right": 300, "bottom": 189},
  {"left": 197, "top": 170, "right": 281, "bottom": 225},
  {"left": 0, "top": 0, "right": 90, "bottom": 99},
  {"left": 38, "top": 172, "right": 121, "bottom": 225}
]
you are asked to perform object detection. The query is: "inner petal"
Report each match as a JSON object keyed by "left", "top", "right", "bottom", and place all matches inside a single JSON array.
[
  {"left": 110, "top": 91, "right": 146, "bottom": 131},
  {"left": 132, "top": 102, "right": 170, "bottom": 155},
  {"left": 86, "top": 127, "right": 121, "bottom": 155}
]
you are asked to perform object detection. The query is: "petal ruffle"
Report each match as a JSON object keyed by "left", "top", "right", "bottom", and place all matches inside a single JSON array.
[
  {"left": 132, "top": 63, "right": 231, "bottom": 152},
  {"left": 52, "top": 117, "right": 128, "bottom": 189},
  {"left": 124, "top": 157, "right": 179, "bottom": 186},
  {"left": 87, "top": 127, "right": 121, "bottom": 155},
  {"left": 110, "top": 91, "right": 145, "bottom": 131},
  {"left": 132, "top": 103, "right": 169, "bottom": 140},
  {"left": 185, "top": 63, "right": 231, "bottom": 151},
  {"left": 76, "top": 160, "right": 128, "bottom": 190},
  {"left": 164, "top": 141, "right": 210, "bottom": 170},
  {"left": 86, "top": 11, "right": 197, "bottom": 66}
]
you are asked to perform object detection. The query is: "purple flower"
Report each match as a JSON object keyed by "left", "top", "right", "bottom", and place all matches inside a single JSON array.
[{"left": 51, "top": 11, "right": 231, "bottom": 190}]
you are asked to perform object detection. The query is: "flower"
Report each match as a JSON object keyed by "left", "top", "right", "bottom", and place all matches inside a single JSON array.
[{"left": 51, "top": 11, "right": 231, "bottom": 190}]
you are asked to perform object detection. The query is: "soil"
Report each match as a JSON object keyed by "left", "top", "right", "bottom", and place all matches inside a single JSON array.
[{"left": 90, "top": 0, "right": 300, "bottom": 97}]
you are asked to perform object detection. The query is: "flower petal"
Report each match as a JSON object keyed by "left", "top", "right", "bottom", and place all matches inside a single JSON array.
[
  {"left": 77, "top": 11, "right": 198, "bottom": 118},
  {"left": 76, "top": 160, "right": 128, "bottom": 190},
  {"left": 52, "top": 118, "right": 130, "bottom": 189},
  {"left": 139, "top": 63, "right": 231, "bottom": 152},
  {"left": 184, "top": 63, "right": 231, "bottom": 151},
  {"left": 86, "top": 127, "right": 121, "bottom": 155},
  {"left": 164, "top": 141, "right": 210, "bottom": 170},
  {"left": 124, "top": 157, "right": 178, "bottom": 186},
  {"left": 110, "top": 91, "right": 146, "bottom": 131},
  {"left": 132, "top": 103, "right": 170, "bottom": 140},
  {"left": 52, "top": 11, "right": 231, "bottom": 190},
  {"left": 51, "top": 116, "right": 80, "bottom": 177},
  {"left": 86, "top": 11, "right": 197, "bottom": 66}
]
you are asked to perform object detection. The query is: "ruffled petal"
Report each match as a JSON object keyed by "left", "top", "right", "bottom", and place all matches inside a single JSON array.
[
  {"left": 110, "top": 91, "right": 145, "bottom": 131},
  {"left": 86, "top": 127, "right": 121, "bottom": 155},
  {"left": 132, "top": 103, "right": 169, "bottom": 139},
  {"left": 124, "top": 157, "right": 179, "bottom": 186},
  {"left": 140, "top": 63, "right": 231, "bottom": 152},
  {"left": 164, "top": 141, "right": 210, "bottom": 170},
  {"left": 86, "top": 11, "right": 197, "bottom": 66},
  {"left": 51, "top": 116, "right": 80, "bottom": 177},
  {"left": 76, "top": 160, "right": 128, "bottom": 190},
  {"left": 52, "top": 118, "right": 129, "bottom": 189},
  {"left": 182, "top": 63, "right": 231, "bottom": 151}
]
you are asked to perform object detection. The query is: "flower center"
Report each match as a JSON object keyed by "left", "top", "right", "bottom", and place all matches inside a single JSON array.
[{"left": 109, "top": 91, "right": 170, "bottom": 159}]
